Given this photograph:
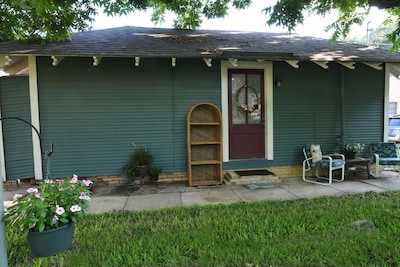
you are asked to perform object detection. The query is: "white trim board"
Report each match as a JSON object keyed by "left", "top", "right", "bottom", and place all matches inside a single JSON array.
[{"left": 221, "top": 60, "right": 274, "bottom": 162}]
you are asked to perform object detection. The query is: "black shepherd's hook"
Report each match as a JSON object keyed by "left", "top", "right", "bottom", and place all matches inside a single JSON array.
[
  {"left": 0, "top": 116, "right": 55, "bottom": 179},
  {"left": 0, "top": 116, "right": 43, "bottom": 154}
]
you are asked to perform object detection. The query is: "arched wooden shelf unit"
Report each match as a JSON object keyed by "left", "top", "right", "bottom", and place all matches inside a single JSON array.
[{"left": 187, "top": 102, "right": 222, "bottom": 187}]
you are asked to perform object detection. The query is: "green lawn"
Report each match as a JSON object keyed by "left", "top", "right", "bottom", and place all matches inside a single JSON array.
[{"left": 6, "top": 190, "right": 400, "bottom": 266}]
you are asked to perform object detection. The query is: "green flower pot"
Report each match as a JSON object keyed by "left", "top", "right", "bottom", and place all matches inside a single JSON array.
[{"left": 27, "top": 223, "right": 75, "bottom": 257}]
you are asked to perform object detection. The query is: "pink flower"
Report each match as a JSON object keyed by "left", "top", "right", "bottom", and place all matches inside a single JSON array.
[
  {"left": 56, "top": 206, "right": 65, "bottom": 215},
  {"left": 70, "top": 205, "right": 82, "bottom": 212},
  {"left": 26, "top": 188, "right": 38, "bottom": 193},
  {"left": 13, "top": 194, "right": 23, "bottom": 201},
  {"left": 52, "top": 215, "right": 59, "bottom": 221},
  {"left": 34, "top": 191, "right": 41, "bottom": 199},
  {"left": 70, "top": 174, "right": 78, "bottom": 183},
  {"left": 79, "top": 192, "right": 90, "bottom": 201},
  {"left": 82, "top": 179, "right": 93, "bottom": 186}
]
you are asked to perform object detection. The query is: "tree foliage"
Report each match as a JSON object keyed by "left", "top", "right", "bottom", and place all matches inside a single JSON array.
[
  {"left": 263, "top": 0, "right": 400, "bottom": 50},
  {"left": 97, "top": 0, "right": 252, "bottom": 30},
  {"left": 0, "top": 0, "right": 399, "bottom": 50},
  {"left": 0, "top": 0, "right": 98, "bottom": 42},
  {"left": 345, "top": 19, "right": 397, "bottom": 50},
  {"left": 0, "top": 0, "right": 251, "bottom": 42},
  {"left": 385, "top": 7, "right": 400, "bottom": 50}
]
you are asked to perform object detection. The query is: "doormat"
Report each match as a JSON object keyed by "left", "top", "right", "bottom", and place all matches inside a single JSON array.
[
  {"left": 235, "top": 170, "right": 274, "bottom": 176},
  {"left": 244, "top": 183, "right": 275, "bottom": 190}
]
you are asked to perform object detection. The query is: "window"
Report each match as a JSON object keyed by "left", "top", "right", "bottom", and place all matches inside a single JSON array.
[{"left": 389, "top": 102, "right": 398, "bottom": 115}]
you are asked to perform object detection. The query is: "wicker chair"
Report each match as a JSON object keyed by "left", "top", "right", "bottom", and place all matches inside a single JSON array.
[{"left": 302, "top": 144, "right": 345, "bottom": 185}]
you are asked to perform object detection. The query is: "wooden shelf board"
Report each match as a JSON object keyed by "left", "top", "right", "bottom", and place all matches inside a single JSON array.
[
  {"left": 190, "top": 122, "right": 221, "bottom": 125},
  {"left": 190, "top": 141, "right": 221, "bottom": 145},
  {"left": 190, "top": 180, "right": 222, "bottom": 186},
  {"left": 191, "top": 160, "right": 221, "bottom": 165}
]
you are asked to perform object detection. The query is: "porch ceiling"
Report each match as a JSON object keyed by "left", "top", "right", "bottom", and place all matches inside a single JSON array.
[{"left": 0, "top": 56, "right": 28, "bottom": 76}]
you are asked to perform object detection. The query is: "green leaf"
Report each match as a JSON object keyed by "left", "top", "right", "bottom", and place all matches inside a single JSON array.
[{"left": 38, "top": 222, "right": 45, "bottom": 232}]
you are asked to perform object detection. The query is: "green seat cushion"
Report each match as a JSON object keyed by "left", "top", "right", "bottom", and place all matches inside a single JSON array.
[
  {"left": 379, "top": 158, "right": 400, "bottom": 165},
  {"left": 311, "top": 159, "right": 345, "bottom": 168}
]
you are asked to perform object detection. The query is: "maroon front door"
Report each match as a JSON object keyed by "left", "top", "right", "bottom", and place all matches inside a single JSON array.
[{"left": 228, "top": 69, "right": 265, "bottom": 159}]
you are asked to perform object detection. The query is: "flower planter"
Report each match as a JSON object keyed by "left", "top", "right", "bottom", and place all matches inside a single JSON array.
[
  {"left": 4, "top": 174, "right": 92, "bottom": 259},
  {"left": 27, "top": 223, "right": 75, "bottom": 257}
]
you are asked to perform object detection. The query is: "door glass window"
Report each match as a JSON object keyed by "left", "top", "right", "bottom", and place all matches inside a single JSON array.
[
  {"left": 231, "top": 74, "right": 246, "bottom": 124},
  {"left": 231, "top": 73, "right": 262, "bottom": 125},
  {"left": 247, "top": 74, "right": 261, "bottom": 124}
]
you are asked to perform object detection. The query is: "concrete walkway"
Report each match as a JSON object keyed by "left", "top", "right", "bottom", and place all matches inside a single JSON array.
[
  {"left": 90, "top": 175, "right": 400, "bottom": 213},
  {"left": 3, "top": 173, "right": 400, "bottom": 213}
]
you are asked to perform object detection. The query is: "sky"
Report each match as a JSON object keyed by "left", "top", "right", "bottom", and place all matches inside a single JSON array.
[{"left": 91, "top": 1, "right": 389, "bottom": 40}]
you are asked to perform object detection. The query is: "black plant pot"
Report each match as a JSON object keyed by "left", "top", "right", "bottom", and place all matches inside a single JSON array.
[
  {"left": 124, "top": 175, "right": 135, "bottom": 184},
  {"left": 344, "top": 151, "right": 357, "bottom": 159},
  {"left": 150, "top": 174, "right": 159, "bottom": 181},
  {"left": 137, "top": 165, "right": 148, "bottom": 177}
]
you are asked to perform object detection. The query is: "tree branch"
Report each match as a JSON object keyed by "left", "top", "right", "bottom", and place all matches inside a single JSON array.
[{"left": 369, "top": 0, "right": 400, "bottom": 9}]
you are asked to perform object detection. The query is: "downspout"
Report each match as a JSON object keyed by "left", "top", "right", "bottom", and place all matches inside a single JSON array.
[
  {"left": 171, "top": 64, "right": 176, "bottom": 172},
  {"left": 340, "top": 65, "right": 346, "bottom": 145},
  {"left": 384, "top": 63, "right": 390, "bottom": 142},
  {"left": 0, "top": 108, "right": 6, "bottom": 182}
]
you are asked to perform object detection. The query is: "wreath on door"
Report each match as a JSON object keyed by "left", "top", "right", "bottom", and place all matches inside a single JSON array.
[{"left": 235, "top": 85, "right": 260, "bottom": 114}]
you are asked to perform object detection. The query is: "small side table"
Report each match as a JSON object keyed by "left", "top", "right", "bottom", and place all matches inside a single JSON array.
[{"left": 345, "top": 158, "right": 371, "bottom": 179}]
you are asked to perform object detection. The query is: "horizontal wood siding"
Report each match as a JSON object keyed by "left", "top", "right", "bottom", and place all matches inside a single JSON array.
[
  {"left": 37, "top": 57, "right": 221, "bottom": 178},
  {"left": 172, "top": 59, "right": 221, "bottom": 172},
  {"left": 0, "top": 76, "right": 34, "bottom": 180},
  {"left": 342, "top": 64, "right": 385, "bottom": 149},
  {"left": 3, "top": 57, "right": 385, "bottom": 179},
  {"left": 268, "top": 61, "right": 383, "bottom": 168},
  {"left": 271, "top": 62, "right": 342, "bottom": 166}
]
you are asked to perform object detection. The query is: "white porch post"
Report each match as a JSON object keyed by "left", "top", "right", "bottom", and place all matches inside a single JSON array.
[
  {"left": 0, "top": 181, "right": 8, "bottom": 267},
  {"left": 0, "top": 67, "right": 8, "bottom": 267},
  {"left": 0, "top": 109, "right": 8, "bottom": 267},
  {"left": 29, "top": 56, "right": 43, "bottom": 180},
  {"left": 0, "top": 108, "right": 6, "bottom": 182}
]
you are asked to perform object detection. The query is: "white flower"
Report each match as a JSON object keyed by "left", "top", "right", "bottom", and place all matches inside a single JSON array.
[
  {"left": 56, "top": 205, "right": 65, "bottom": 215},
  {"left": 79, "top": 192, "right": 90, "bottom": 201},
  {"left": 70, "top": 205, "right": 82, "bottom": 212}
]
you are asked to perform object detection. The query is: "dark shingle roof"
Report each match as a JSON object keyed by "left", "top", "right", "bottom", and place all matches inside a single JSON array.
[{"left": 0, "top": 26, "right": 399, "bottom": 62}]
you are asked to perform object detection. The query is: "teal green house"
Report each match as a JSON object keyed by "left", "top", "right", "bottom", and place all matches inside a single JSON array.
[{"left": 0, "top": 26, "right": 400, "bottom": 182}]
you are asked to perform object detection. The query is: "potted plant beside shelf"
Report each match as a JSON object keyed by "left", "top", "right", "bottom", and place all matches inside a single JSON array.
[
  {"left": 121, "top": 163, "right": 136, "bottom": 184},
  {"left": 149, "top": 165, "right": 163, "bottom": 181}
]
